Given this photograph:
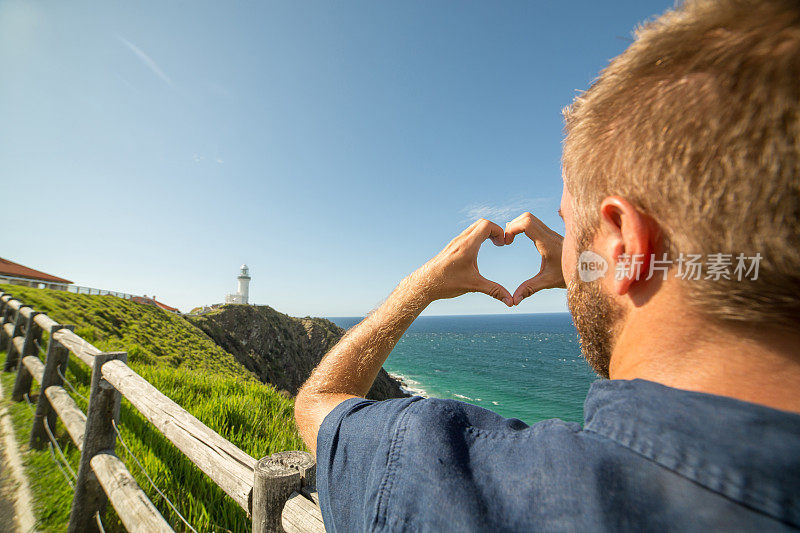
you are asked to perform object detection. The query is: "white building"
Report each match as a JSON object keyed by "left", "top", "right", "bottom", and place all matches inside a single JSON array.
[{"left": 225, "top": 264, "right": 251, "bottom": 304}]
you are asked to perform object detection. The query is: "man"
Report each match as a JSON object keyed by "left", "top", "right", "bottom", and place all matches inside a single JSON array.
[{"left": 295, "top": 0, "right": 800, "bottom": 530}]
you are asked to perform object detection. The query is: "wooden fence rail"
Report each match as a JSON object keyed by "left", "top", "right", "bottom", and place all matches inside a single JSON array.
[{"left": 0, "top": 290, "right": 325, "bottom": 533}]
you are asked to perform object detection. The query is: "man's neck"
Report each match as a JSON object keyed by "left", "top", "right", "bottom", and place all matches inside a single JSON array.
[{"left": 609, "top": 291, "right": 800, "bottom": 415}]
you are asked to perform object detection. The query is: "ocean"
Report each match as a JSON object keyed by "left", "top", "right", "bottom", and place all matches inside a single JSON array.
[{"left": 328, "top": 313, "right": 599, "bottom": 425}]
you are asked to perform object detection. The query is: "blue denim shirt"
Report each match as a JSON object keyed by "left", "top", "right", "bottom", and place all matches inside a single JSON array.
[{"left": 316, "top": 378, "right": 800, "bottom": 532}]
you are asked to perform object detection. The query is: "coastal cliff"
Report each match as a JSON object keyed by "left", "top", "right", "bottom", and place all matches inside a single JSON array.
[{"left": 186, "top": 304, "right": 408, "bottom": 400}]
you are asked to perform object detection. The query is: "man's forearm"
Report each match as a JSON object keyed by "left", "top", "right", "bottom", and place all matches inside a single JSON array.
[
  {"left": 302, "top": 273, "right": 430, "bottom": 397},
  {"left": 295, "top": 272, "right": 431, "bottom": 451}
]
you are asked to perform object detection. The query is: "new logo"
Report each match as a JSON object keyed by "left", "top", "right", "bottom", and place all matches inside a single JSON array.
[{"left": 578, "top": 250, "right": 608, "bottom": 282}]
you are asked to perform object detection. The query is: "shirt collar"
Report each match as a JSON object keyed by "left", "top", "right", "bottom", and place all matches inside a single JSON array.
[{"left": 583, "top": 378, "right": 800, "bottom": 527}]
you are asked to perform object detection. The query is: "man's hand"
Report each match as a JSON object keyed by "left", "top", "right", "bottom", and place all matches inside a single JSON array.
[
  {"left": 504, "top": 212, "right": 566, "bottom": 305},
  {"left": 410, "top": 218, "right": 514, "bottom": 307}
]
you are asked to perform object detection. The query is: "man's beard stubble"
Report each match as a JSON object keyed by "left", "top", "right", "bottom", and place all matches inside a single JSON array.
[{"left": 566, "top": 230, "right": 627, "bottom": 379}]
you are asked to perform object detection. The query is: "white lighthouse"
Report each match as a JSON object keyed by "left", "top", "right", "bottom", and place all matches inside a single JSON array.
[{"left": 225, "top": 264, "right": 251, "bottom": 305}]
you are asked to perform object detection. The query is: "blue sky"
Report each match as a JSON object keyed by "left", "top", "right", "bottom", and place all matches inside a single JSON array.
[{"left": 1, "top": 0, "right": 672, "bottom": 317}]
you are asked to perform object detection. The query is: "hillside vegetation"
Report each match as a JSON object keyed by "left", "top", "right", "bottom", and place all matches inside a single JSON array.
[{"left": 0, "top": 284, "right": 305, "bottom": 533}]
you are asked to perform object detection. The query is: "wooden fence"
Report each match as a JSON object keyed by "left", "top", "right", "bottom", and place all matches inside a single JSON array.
[
  {"left": 0, "top": 275, "right": 137, "bottom": 299},
  {"left": 0, "top": 291, "right": 324, "bottom": 533}
]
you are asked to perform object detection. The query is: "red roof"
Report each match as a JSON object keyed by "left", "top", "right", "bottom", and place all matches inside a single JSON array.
[
  {"left": 0, "top": 257, "right": 73, "bottom": 284},
  {"left": 155, "top": 300, "right": 180, "bottom": 313},
  {"left": 131, "top": 295, "right": 180, "bottom": 313}
]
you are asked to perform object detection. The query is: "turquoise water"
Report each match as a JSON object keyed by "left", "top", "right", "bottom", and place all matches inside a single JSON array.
[{"left": 328, "top": 313, "right": 599, "bottom": 425}]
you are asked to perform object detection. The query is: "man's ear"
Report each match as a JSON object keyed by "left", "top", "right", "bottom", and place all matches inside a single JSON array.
[{"left": 595, "top": 196, "right": 658, "bottom": 296}]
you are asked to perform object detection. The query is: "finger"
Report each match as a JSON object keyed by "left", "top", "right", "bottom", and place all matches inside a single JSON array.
[
  {"left": 504, "top": 212, "right": 539, "bottom": 243},
  {"left": 504, "top": 212, "right": 536, "bottom": 244},
  {"left": 459, "top": 219, "right": 484, "bottom": 239},
  {"left": 473, "top": 275, "right": 513, "bottom": 306},
  {"left": 469, "top": 219, "right": 505, "bottom": 248},
  {"left": 442, "top": 219, "right": 485, "bottom": 252},
  {"left": 512, "top": 273, "right": 550, "bottom": 305},
  {"left": 505, "top": 212, "right": 563, "bottom": 255},
  {"left": 504, "top": 220, "right": 522, "bottom": 245}
]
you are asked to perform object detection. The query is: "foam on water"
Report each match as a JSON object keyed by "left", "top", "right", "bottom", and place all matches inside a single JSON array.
[{"left": 388, "top": 372, "right": 430, "bottom": 397}]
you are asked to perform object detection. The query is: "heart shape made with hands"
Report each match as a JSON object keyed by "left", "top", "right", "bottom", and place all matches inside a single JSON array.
[
  {"left": 467, "top": 214, "right": 565, "bottom": 306},
  {"left": 476, "top": 232, "right": 545, "bottom": 305}
]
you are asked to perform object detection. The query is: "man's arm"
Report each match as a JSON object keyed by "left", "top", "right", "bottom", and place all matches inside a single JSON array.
[{"left": 294, "top": 214, "right": 564, "bottom": 453}]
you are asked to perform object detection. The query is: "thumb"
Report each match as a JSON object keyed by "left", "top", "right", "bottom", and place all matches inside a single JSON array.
[
  {"left": 513, "top": 258, "right": 566, "bottom": 305},
  {"left": 512, "top": 274, "right": 549, "bottom": 305},
  {"left": 473, "top": 275, "right": 513, "bottom": 307}
]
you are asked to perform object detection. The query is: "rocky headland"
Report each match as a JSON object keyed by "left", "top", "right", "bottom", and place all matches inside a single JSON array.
[{"left": 186, "top": 304, "right": 408, "bottom": 401}]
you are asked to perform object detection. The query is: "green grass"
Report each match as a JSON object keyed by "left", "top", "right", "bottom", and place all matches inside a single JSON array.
[
  {"left": 0, "top": 285, "right": 306, "bottom": 532},
  {"left": 0, "top": 285, "right": 250, "bottom": 378}
]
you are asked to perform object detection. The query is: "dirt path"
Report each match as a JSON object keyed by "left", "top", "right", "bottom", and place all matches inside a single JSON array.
[
  {"left": 0, "top": 451, "right": 20, "bottom": 530},
  {"left": 0, "top": 379, "right": 37, "bottom": 532}
]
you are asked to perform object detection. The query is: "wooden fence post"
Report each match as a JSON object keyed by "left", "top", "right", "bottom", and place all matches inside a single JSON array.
[
  {"left": 3, "top": 304, "right": 31, "bottom": 371},
  {"left": 11, "top": 309, "right": 41, "bottom": 401},
  {"left": 274, "top": 450, "right": 316, "bottom": 491},
  {"left": 0, "top": 297, "right": 12, "bottom": 349},
  {"left": 21, "top": 310, "right": 43, "bottom": 359},
  {"left": 0, "top": 300, "right": 19, "bottom": 356},
  {"left": 67, "top": 351, "right": 127, "bottom": 533},
  {"left": 0, "top": 293, "right": 8, "bottom": 321},
  {"left": 30, "top": 324, "right": 75, "bottom": 449},
  {"left": 252, "top": 450, "right": 316, "bottom": 533}
]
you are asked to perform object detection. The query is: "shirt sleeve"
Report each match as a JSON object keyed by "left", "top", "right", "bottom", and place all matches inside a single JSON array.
[{"left": 315, "top": 395, "right": 425, "bottom": 533}]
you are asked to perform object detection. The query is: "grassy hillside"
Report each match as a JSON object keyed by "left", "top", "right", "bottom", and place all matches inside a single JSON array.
[{"left": 0, "top": 284, "right": 306, "bottom": 532}]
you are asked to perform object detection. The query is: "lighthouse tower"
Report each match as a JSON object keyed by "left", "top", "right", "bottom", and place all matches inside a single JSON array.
[
  {"left": 237, "top": 264, "right": 251, "bottom": 304},
  {"left": 225, "top": 264, "right": 251, "bottom": 305}
]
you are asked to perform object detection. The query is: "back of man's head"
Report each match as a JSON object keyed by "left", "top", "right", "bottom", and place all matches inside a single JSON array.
[{"left": 562, "top": 0, "right": 800, "bottom": 332}]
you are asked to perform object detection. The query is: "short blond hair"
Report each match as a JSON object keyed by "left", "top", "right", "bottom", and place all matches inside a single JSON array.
[{"left": 562, "top": 0, "right": 800, "bottom": 331}]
